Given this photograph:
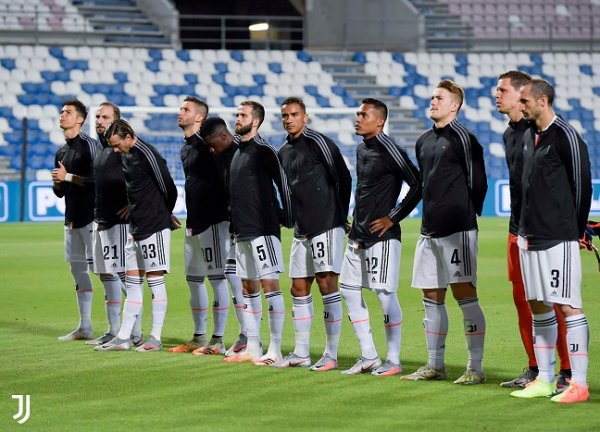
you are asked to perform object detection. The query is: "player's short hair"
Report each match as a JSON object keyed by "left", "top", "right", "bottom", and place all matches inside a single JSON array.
[
  {"left": 184, "top": 96, "right": 209, "bottom": 116},
  {"left": 199, "top": 117, "right": 228, "bottom": 138},
  {"left": 436, "top": 80, "right": 464, "bottom": 111},
  {"left": 104, "top": 118, "right": 135, "bottom": 140},
  {"left": 98, "top": 101, "right": 121, "bottom": 120},
  {"left": 240, "top": 100, "right": 265, "bottom": 127},
  {"left": 526, "top": 78, "right": 555, "bottom": 107},
  {"left": 498, "top": 70, "right": 532, "bottom": 91},
  {"left": 361, "top": 97, "right": 388, "bottom": 122},
  {"left": 62, "top": 98, "right": 88, "bottom": 121},
  {"left": 281, "top": 96, "right": 306, "bottom": 113}
]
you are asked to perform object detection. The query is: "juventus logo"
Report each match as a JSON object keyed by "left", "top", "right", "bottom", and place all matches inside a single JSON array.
[
  {"left": 570, "top": 343, "right": 579, "bottom": 353},
  {"left": 466, "top": 324, "right": 478, "bottom": 333},
  {"left": 12, "top": 394, "right": 31, "bottom": 424},
  {"left": 213, "top": 301, "right": 219, "bottom": 308},
  {"left": 383, "top": 314, "right": 390, "bottom": 324},
  {"left": 323, "top": 311, "right": 330, "bottom": 320}
]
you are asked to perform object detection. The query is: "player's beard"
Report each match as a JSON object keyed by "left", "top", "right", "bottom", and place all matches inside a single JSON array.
[{"left": 235, "top": 123, "right": 252, "bottom": 136}]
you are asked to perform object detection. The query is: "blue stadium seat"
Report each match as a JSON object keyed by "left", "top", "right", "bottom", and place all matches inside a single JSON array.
[
  {"left": 230, "top": 50, "right": 244, "bottom": 62},
  {"left": 176, "top": 50, "right": 191, "bottom": 62},
  {"left": 145, "top": 60, "right": 160, "bottom": 72},
  {"left": 297, "top": 51, "right": 312, "bottom": 62},
  {"left": 268, "top": 62, "right": 282, "bottom": 74},
  {"left": 0, "top": 58, "right": 16, "bottom": 70}
]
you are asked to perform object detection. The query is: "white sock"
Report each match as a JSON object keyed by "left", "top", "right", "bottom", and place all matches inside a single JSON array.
[
  {"left": 265, "top": 290, "right": 285, "bottom": 357},
  {"left": 292, "top": 294, "right": 313, "bottom": 358},
  {"left": 565, "top": 314, "right": 589, "bottom": 386},
  {"left": 322, "top": 291, "right": 342, "bottom": 358},
  {"left": 458, "top": 297, "right": 486, "bottom": 372},
  {"left": 341, "top": 285, "right": 377, "bottom": 360},
  {"left": 117, "top": 275, "right": 143, "bottom": 340},
  {"left": 244, "top": 292, "right": 262, "bottom": 354},
  {"left": 131, "top": 304, "right": 143, "bottom": 338},
  {"left": 533, "top": 311, "right": 558, "bottom": 383},
  {"left": 423, "top": 298, "right": 448, "bottom": 370},
  {"left": 100, "top": 274, "right": 121, "bottom": 335},
  {"left": 226, "top": 267, "right": 246, "bottom": 336},
  {"left": 186, "top": 275, "right": 208, "bottom": 336},
  {"left": 70, "top": 261, "right": 93, "bottom": 330},
  {"left": 376, "top": 290, "right": 402, "bottom": 365},
  {"left": 208, "top": 276, "right": 229, "bottom": 338},
  {"left": 119, "top": 272, "right": 143, "bottom": 338},
  {"left": 148, "top": 275, "right": 167, "bottom": 341}
]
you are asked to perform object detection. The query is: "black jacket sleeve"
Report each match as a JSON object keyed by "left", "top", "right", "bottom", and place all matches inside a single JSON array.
[
  {"left": 262, "top": 143, "right": 294, "bottom": 228},
  {"left": 467, "top": 134, "right": 488, "bottom": 216},
  {"left": 556, "top": 131, "right": 592, "bottom": 237},
  {"left": 317, "top": 136, "right": 352, "bottom": 219}
]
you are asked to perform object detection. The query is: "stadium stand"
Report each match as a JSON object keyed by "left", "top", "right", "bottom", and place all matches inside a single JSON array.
[
  {"left": 71, "top": 0, "right": 174, "bottom": 46},
  {"left": 1, "top": 45, "right": 600, "bottom": 182},
  {"left": 0, "top": 0, "right": 175, "bottom": 47},
  {"left": 0, "top": 0, "right": 91, "bottom": 32},
  {"left": 409, "top": 0, "right": 600, "bottom": 51}
]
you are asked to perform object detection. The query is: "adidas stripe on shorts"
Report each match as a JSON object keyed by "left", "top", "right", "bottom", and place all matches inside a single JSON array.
[
  {"left": 339, "top": 238, "right": 401, "bottom": 292},
  {"left": 125, "top": 228, "right": 171, "bottom": 273},
  {"left": 64, "top": 222, "right": 93, "bottom": 267},
  {"left": 184, "top": 221, "right": 230, "bottom": 277},
  {"left": 236, "top": 235, "right": 284, "bottom": 280},
  {"left": 518, "top": 238, "right": 582, "bottom": 308},
  {"left": 289, "top": 227, "right": 345, "bottom": 278},
  {"left": 93, "top": 222, "right": 129, "bottom": 274},
  {"left": 411, "top": 229, "right": 478, "bottom": 289}
]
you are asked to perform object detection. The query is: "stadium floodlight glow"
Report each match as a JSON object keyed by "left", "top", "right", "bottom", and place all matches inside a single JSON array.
[{"left": 249, "top": 23, "right": 269, "bottom": 31}]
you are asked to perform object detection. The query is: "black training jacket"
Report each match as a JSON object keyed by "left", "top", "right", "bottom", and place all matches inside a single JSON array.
[
  {"left": 181, "top": 132, "right": 228, "bottom": 234},
  {"left": 279, "top": 127, "right": 352, "bottom": 238},
  {"left": 122, "top": 138, "right": 178, "bottom": 241},
  {"left": 350, "top": 132, "right": 421, "bottom": 248},
  {"left": 519, "top": 116, "right": 592, "bottom": 250},
  {"left": 416, "top": 119, "right": 488, "bottom": 237},
  {"left": 213, "top": 137, "right": 239, "bottom": 225},
  {"left": 503, "top": 118, "right": 532, "bottom": 235},
  {"left": 94, "top": 135, "right": 128, "bottom": 230},
  {"left": 229, "top": 135, "right": 293, "bottom": 240},
  {"left": 53, "top": 132, "right": 96, "bottom": 228}
]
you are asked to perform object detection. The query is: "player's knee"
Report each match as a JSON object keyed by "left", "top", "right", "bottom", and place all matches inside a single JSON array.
[
  {"left": 422, "top": 288, "right": 446, "bottom": 303},
  {"left": 70, "top": 261, "right": 92, "bottom": 290},
  {"left": 378, "top": 292, "right": 400, "bottom": 315}
]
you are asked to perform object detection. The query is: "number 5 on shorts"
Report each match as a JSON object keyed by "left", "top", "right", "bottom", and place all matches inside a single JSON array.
[{"left": 256, "top": 245, "right": 266, "bottom": 261}]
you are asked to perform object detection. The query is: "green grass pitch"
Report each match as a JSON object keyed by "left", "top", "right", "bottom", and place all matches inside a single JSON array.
[{"left": 1, "top": 218, "right": 598, "bottom": 431}]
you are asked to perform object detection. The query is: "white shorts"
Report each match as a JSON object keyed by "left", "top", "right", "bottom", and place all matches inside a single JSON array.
[
  {"left": 125, "top": 228, "right": 171, "bottom": 273},
  {"left": 339, "top": 239, "right": 401, "bottom": 293},
  {"left": 519, "top": 239, "right": 582, "bottom": 308},
  {"left": 93, "top": 223, "right": 129, "bottom": 274},
  {"left": 412, "top": 230, "right": 478, "bottom": 289},
  {"left": 236, "top": 235, "right": 283, "bottom": 280},
  {"left": 289, "top": 227, "right": 345, "bottom": 278},
  {"left": 184, "top": 222, "right": 230, "bottom": 277},
  {"left": 64, "top": 222, "right": 93, "bottom": 265}
]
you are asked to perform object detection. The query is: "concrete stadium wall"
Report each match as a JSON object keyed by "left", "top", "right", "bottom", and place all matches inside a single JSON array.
[{"left": 305, "top": 0, "right": 421, "bottom": 51}]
